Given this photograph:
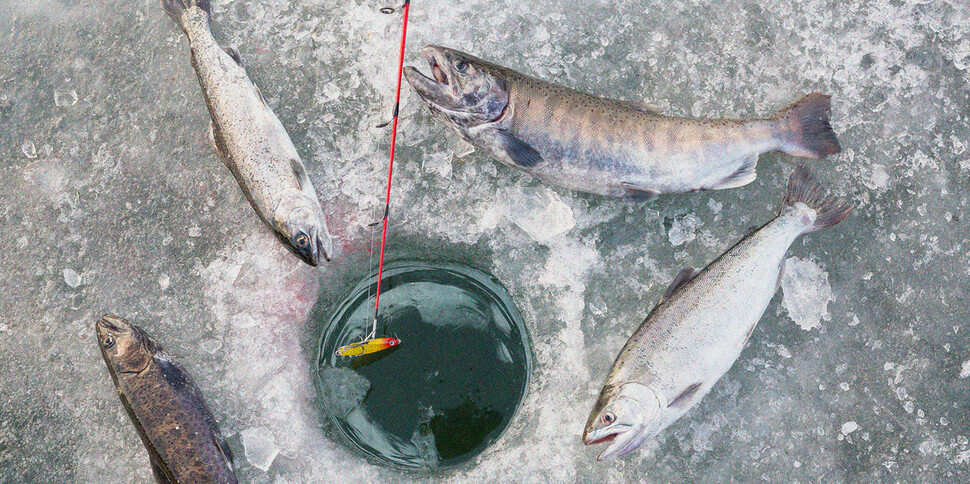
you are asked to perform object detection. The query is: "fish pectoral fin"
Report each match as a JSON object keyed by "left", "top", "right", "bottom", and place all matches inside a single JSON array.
[
  {"left": 776, "top": 257, "right": 786, "bottom": 292},
  {"left": 213, "top": 432, "right": 236, "bottom": 471},
  {"left": 496, "top": 130, "right": 542, "bottom": 167},
  {"left": 667, "top": 381, "right": 703, "bottom": 410},
  {"left": 710, "top": 155, "right": 759, "bottom": 190},
  {"left": 290, "top": 158, "right": 310, "bottom": 191},
  {"left": 620, "top": 183, "right": 661, "bottom": 202},
  {"left": 662, "top": 267, "right": 700, "bottom": 300},
  {"left": 207, "top": 121, "right": 228, "bottom": 159},
  {"left": 151, "top": 461, "right": 175, "bottom": 484},
  {"left": 224, "top": 46, "right": 243, "bottom": 66}
]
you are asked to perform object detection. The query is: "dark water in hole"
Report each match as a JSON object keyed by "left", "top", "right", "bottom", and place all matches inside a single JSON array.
[{"left": 315, "top": 261, "right": 532, "bottom": 471}]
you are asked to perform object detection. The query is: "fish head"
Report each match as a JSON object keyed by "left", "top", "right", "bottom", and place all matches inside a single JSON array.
[
  {"left": 583, "top": 382, "right": 664, "bottom": 461},
  {"left": 404, "top": 45, "right": 510, "bottom": 127},
  {"left": 274, "top": 193, "right": 333, "bottom": 266},
  {"left": 96, "top": 314, "right": 159, "bottom": 376}
]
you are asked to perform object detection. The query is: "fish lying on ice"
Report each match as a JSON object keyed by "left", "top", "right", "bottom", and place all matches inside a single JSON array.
[
  {"left": 96, "top": 315, "right": 237, "bottom": 483},
  {"left": 583, "top": 167, "right": 852, "bottom": 460},
  {"left": 404, "top": 45, "right": 841, "bottom": 201},
  {"left": 163, "top": 0, "right": 332, "bottom": 265}
]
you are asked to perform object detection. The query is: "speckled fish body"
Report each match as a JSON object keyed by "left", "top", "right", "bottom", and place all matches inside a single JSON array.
[
  {"left": 96, "top": 315, "right": 237, "bottom": 483},
  {"left": 582, "top": 167, "right": 853, "bottom": 460},
  {"left": 164, "top": 0, "right": 332, "bottom": 265},
  {"left": 405, "top": 46, "right": 841, "bottom": 201}
]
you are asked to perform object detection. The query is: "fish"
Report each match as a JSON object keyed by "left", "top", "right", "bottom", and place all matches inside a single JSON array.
[
  {"left": 404, "top": 45, "right": 842, "bottom": 201},
  {"left": 96, "top": 314, "right": 238, "bottom": 483},
  {"left": 582, "top": 166, "right": 852, "bottom": 460},
  {"left": 163, "top": 0, "right": 333, "bottom": 265}
]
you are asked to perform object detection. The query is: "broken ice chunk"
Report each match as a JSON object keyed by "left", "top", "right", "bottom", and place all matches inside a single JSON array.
[
  {"left": 240, "top": 427, "right": 279, "bottom": 472},
  {"left": 22, "top": 141, "right": 37, "bottom": 159},
  {"left": 667, "top": 213, "right": 702, "bottom": 246},
  {"left": 840, "top": 421, "right": 859, "bottom": 435},
  {"left": 63, "top": 268, "right": 81, "bottom": 288},
  {"left": 319, "top": 366, "right": 371, "bottom": 418},
  {"left": 781, "top": 257, "right": 835, "bottom": 331},
  {"left": 54, "top": 88, "right": 78, "bottom": 107},
  {"left": 499, "top": 187, "right": 575, "bottom": 243}
]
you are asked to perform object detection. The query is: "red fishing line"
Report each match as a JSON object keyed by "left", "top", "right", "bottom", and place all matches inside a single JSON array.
[{"left": 372, "top": 0, "right": 411, "bottom": 332}]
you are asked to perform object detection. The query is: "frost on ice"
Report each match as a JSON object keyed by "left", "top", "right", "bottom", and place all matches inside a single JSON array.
[{"left": 780, "top": 257, "right": 835, "bottom": 331}]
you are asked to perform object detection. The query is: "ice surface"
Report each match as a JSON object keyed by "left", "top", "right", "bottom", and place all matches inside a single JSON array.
[
  {"left": 241, "top": 427, "right": 280, "bottom": 472},
  {"left": 780, "top": 256, "right": 835, "bottom": 331},
  {"left": 1, "top": 0, "right": 969, "bottom": 482}
]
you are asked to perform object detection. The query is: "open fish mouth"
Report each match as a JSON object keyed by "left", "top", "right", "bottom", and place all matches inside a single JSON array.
[
  {"left": 583, "top": 433, "right": 617, "bottom": 446},
  {"left": 430, "top": 55, "right": 448, "bottom": 85},
  {"left": 403, "top": 47, "right": 467, "bottom": 113}
]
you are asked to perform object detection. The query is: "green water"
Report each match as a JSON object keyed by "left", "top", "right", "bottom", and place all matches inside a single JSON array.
[{"left": 315, "top": 261, "right": 532, "bottom": 471}]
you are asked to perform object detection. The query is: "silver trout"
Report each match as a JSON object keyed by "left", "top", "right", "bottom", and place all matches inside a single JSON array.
[
  {"left": 404, "top": 46, "right": 842, "bottom": 201},
  {"left": 164, "top": 0, "right": 332, "bottom": 265},
  {"left": 583, "top": 167, "right": 852, "bottom": 460},
  {"left": 96, "top": 315, "right": 237, "bottom": 483}
]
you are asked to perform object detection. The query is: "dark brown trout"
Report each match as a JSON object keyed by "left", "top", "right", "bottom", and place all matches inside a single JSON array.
[
  {"left": 405, "top": 45, "right": 842, "bottom": 201},
  {"left": 163, "top": 0, "right": 332, "bottom": 265},
  {"left": 96, "top": 315, "right": 237, "bottom": 483}
]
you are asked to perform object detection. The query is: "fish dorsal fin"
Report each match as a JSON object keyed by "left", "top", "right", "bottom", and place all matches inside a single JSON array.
[
  {"left": 608, "top": 98, "right": 663, "bottom": 114},
  {"left": 667, "top": 381, "right": 703, "bottom": 409},
  {"left": 290, "top": 158, "right": 309, "bottom": 191},
  {"left": 224, "top": 46, "right": 243, "bottom": 66},
  {"left": 620, "top": 182, "right": 661, "bottom": 202},
  {"left": 662, "top": 267, "right": 700, "bottom": 300},
  {"left": 496, "top": 130, "right": 542, "bottom": 167},
  {"left": 710, "top": 155, "right": 759, "bottom": 190}
]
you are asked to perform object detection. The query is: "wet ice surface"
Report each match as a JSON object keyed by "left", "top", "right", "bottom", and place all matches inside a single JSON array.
[{"left": 0, "top": 0, "right": 968, "bottom": 482}]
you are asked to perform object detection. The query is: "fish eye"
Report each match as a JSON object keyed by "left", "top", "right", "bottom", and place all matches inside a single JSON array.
[
  {"left": 103, "top": 335, "right": 115, "bottom": 349},
  {"left": 602, "top": 412, "right": 615, "bottom": 425},
  {"left": 455, "top": 60, "right": 469, "bottom": 73},
  {"left": 295, "top": 234, "right": 309, "bottom": 248}
]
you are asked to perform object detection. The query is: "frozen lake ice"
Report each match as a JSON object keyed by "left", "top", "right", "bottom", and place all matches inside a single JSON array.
[{"left": 0, "top": 0, "right": 968, "bottom": 482}]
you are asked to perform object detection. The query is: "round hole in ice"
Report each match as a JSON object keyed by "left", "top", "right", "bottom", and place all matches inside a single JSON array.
[{"left": 315, "top": 260, "right": 531, "bottom": 471}]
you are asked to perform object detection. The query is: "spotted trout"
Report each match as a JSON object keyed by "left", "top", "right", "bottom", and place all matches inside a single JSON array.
[
  {"left": 583, "top": 167, "right": 852, "bottom": 460},
  {"left": 404, "top": 46, "right": 842, "bottom": 201},
  {"left": 96, "top": 315, "right": 237, "bottom": 483},
  {"left": 164, "top": 0, "right": 332, "bottom": 265}
]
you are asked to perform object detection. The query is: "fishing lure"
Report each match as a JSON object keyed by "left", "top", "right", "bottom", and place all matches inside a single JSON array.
[
  {"left": 335, "top": 337, "right": 401, "bottom": 357},
  {"left": 338, "top": 0, "right": 411, "bottom": 358}
]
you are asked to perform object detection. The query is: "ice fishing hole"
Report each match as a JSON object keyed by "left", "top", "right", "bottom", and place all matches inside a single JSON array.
[{"left": 315, "top": 260, "right": 532, "bottom": 471}]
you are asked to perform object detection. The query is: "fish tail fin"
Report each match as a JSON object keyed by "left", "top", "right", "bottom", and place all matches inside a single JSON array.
[
  {"left": 772, "top": 93, "right": 842, "bottom": 158},
  {"left": 783, "top": 165, "right": 853, "bottom": 233},
  {"left": 162, "top": 0, "right": 210, "bottom": 28}
]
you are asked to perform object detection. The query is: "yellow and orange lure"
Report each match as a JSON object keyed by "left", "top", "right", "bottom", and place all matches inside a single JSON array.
[{"left": 335, "top": 337, "right": 401, "bottom": 357}]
